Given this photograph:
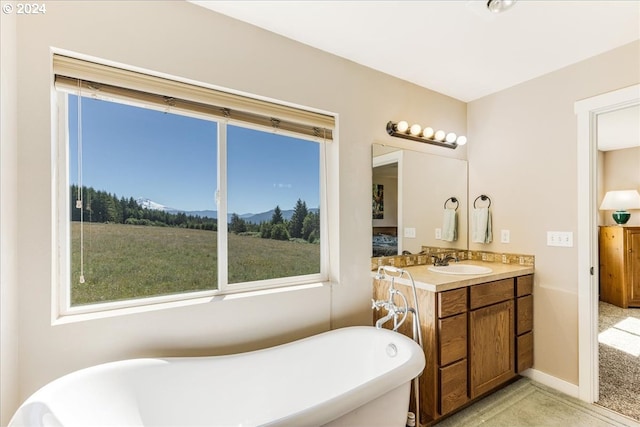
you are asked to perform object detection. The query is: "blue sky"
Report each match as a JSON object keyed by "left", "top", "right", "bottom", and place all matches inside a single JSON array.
[{"left": 68, "top": 95, "right": 319, "bottom": 214}]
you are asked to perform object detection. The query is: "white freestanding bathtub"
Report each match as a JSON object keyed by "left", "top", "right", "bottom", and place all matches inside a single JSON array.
[{"left": 9, "top": 326, "right": 424, "bottom": 427}]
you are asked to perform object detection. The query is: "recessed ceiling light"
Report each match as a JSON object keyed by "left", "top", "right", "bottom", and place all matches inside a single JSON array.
[{"left": 487, "top": 0, "right": 517, "bottom": 14}]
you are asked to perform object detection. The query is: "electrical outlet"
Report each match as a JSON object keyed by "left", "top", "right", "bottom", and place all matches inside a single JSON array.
[
  {"left": 501, "top": 229, "right": 510, "bottom": 243},
  {"left": 435, "top": 228, "right": 442, "bottom": 239},
  {"left": 547, "top": 231, "right": 573, "bottom": 247},
  {"left": 404, "top": 227, "right": 416, "bottom": 238}
]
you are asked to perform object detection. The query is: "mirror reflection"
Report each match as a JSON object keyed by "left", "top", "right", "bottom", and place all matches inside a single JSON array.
[{"left": 372, "top": 144, "right": 468, "bottom": 257}]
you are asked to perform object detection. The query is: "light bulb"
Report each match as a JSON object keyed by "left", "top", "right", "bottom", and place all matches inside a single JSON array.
[
  {"left": 396, "top": 121, "right": 409, "bottom": 133},
  {"left": 445, "top": 132, "right": 457, "bottom": 143},
  {"left": 456, "top": 135, "right": 468, "bottom": 146},
  {"left": 410, "top": 124, "right": 422, "bottom": 136},
  {"left": 434, "top": 130, "right": 446, "bottom": 141},
  {"left": 422, "top": 127, "right": 434, "bottom": 139}
]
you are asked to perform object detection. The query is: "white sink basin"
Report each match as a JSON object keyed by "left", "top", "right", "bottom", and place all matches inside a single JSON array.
[{"left": 428, "top": 264, "right": 493, "bottom": 275}]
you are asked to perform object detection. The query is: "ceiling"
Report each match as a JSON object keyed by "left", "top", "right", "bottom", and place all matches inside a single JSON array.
[
  {"left": 598, "top": 105, "right": 640, "bottom": 151},
  {"left": 192, "top": 0, "right": 640, "bottom": 149},
  {"left": 191, "top": 0, "right": 639, "bottom": 102}
]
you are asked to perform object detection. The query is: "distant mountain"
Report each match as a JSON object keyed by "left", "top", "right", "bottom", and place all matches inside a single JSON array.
[
  {"left": 171, "top": 209, "right": 219, "bottom": 219},
  {"left": 137, "top": 197, "right": 317, "bottom": 223},
  {"left": 136, "top": 198, "right": 175, "bottom": 212},
  {"left": 242, "top": 208, "right": 319, "bottom": 224}
]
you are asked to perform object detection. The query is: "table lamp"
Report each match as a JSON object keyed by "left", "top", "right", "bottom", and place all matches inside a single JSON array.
[{"left": 600, "top": 190, "right": 640, "bottom": 224}]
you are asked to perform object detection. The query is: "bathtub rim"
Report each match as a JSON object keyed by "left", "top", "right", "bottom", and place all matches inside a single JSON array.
[{"left": 9, "top": 326, "right": 425, "bottom": 427}]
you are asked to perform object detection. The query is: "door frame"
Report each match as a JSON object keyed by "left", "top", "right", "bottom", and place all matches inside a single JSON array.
[{"left": 575, "top": 83, "right": 640, "bottom": 402}]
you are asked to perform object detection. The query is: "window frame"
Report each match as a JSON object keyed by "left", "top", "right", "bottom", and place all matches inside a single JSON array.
[{"left": 52, "top": 56, "right": 335, "bottom": 322}]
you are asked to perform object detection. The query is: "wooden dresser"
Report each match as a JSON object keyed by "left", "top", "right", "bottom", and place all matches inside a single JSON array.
[{"left": 599, "top": 226, "right": 640, "bottom": 308}]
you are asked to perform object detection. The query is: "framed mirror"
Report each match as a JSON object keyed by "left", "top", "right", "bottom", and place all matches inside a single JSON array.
[{"left": 372, "top": 144, "right": 468, "bottom": 257}]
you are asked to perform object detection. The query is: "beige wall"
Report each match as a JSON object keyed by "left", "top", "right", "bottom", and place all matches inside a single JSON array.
[
  {"left": 0, "top": 5, "right": 19, "bottom": 425},
  {"left": 468, "top": 40, "right": 640, "bottom": 384},
  {"left": 5, "top": 1, "right": 466, "bottom": 419},
  {"left": 600, "top": 147, "right": 640, "bottom": 226}
]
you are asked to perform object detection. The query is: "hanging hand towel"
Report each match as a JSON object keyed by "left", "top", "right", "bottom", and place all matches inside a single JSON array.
[
  {"left": 472, "top": 207, "right": 493, "bottom": 244},
  {"left": 442, "top": 208, "right": 457, "bottom": 242}
]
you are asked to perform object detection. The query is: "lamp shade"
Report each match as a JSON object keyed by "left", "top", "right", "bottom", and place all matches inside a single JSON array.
[
  {"left": 599, "top": 190, "right": 640, "bottom": 210},
  {"left": 600, "top": 190, "right": 640, "bottom": 224}
]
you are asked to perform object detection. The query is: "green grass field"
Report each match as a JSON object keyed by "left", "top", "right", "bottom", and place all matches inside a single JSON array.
[{"left": 71, "top": 222, "right": 320, "bottom": 306}]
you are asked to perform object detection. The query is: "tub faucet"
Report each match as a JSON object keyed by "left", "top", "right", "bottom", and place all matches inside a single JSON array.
[
  {"left": 372, "top": 273, "right": 409, "bottom": 330},
  {"left": 374, "top": 311, "right": 397, "bottom": 329}
]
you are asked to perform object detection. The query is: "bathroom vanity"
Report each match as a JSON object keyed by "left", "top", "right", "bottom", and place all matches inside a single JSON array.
[{"left": 372, "top": 261, "right": 534, "bottom": 426}]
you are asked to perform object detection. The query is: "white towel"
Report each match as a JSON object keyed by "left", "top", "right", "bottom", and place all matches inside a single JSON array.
[
  {"left": 472, "top": 207, "right": 492, "bottom": 244},
  {"left": 442, "top": 208, "right": 457, "bottom": 242}
]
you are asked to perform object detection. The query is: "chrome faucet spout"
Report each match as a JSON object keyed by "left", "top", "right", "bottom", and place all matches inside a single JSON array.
[
  {"left": 375, "top": 312, "right": 396, "bottom": 329},
  {"left": 432, "top": 254, "right": 459, "bottom": 266}
]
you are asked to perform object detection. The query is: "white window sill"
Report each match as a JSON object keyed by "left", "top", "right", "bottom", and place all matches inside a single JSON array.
[{"left": 52, "top": 281, "right": 331, "bottom": 326}]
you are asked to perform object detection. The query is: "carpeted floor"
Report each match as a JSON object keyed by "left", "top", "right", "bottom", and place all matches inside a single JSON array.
[
  {"left": 435, "top": 378, "right": 638, "bottom": 427},
  {"left": 598, "top": 302, "right": 640, "bottom": 421}
]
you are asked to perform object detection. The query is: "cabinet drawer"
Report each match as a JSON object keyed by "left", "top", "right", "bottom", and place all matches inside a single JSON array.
[
  {"left": 438, "top": 288, "right": 468, "bottom": 318},
  {"left": 517, "top": 331, "right": 534, "bottom": 372},
  {"left": 439, "top": 313, "right": 467, "bottom": 366},
  {"left": 517, "top": 294, "right": 533, "bottom": 335},
  {"left": 516, "top": 275, "right": 533, "bottom": 297},
  {"left": 470, "top": 279, "right": 514, "bottom": 310},
  {"left": 439, "top": 359, "right": 469, "bottom": 415}
]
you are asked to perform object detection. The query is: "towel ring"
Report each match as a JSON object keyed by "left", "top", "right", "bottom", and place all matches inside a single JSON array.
[
  {"left": 444, "top": 197, "right": 459, "bottom": 211},
  {"left": 473, "top": 194, "right": 492, "bottom": 208}
]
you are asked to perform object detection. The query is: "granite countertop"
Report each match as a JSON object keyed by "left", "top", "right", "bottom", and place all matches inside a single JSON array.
[{"left": 373, "top": 260, "right": 534, "bottom": 293}]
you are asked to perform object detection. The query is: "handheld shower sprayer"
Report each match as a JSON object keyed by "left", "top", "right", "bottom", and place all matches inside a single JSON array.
[{"left": 372, "top": 264, "right": 424, "bottom": 425}]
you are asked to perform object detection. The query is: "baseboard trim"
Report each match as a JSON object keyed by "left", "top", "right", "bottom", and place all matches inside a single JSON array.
[{"left": 521, "top": 368, "right": 580, "bottom": 399}]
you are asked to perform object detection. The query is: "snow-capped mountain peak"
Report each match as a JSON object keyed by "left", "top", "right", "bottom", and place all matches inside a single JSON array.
[{"left": 136, "top": 198, "right": 172, "bottom": 212}]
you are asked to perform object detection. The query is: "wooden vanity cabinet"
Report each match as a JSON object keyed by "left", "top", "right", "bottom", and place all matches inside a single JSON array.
[
  {"left": 373, "top": 273, "right": 534, "bottom": 426},
  {"left": 599, "top": 226, "right": 640, "bottom": 308}
]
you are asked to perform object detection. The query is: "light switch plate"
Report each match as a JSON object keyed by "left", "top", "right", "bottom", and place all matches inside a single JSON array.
[
  {"left": 547, "top": 231, "right": 573, "bottom": 247},
  {"left": 404, "top": 227, "right": 416, "bottom": 238},
  {"left": 501, "top": 229, "right": 510, "bottom": 243}
]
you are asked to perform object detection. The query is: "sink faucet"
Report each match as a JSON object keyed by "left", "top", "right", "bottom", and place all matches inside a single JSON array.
[{"left": 432, "top": 254, "right": 459, "bottom": 266}]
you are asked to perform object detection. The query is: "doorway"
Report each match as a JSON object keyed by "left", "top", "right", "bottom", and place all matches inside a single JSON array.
[
  {"left": 372, "top": 150, "right": 401, "bottom": 256},
  {"left": 575, "top": 84, "right": 640, "bottom": 410}
]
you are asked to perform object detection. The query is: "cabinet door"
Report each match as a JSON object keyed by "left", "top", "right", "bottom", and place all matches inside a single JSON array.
[
  {"left": 469, "top": 300, "right": 515, "bottom": 398},
  {"left": 627, "top": 229, "right": 640, "bottom": 307}
]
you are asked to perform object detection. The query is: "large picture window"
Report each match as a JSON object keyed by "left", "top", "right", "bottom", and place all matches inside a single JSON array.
[{"left": 54, "top": 54, "right": 334, "bottom": 316}]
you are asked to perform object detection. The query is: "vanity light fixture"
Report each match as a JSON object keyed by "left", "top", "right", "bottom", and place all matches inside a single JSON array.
[
  {"left": 600, "top": 190, "right": 640, "bottom": 224},
  {"left": 386, "top": 121, "right": 467, "bottom": 149}
]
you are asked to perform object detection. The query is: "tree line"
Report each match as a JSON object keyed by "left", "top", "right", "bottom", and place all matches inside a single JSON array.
[
  {"left": 70, "top": 186, "right": 320, "bottom": 243},
  {"left": 230, "top": 199, "right": 320, "bottom": 243},
  {"left": 70, "top": 185, "right": 218, "bottom": 230}
]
